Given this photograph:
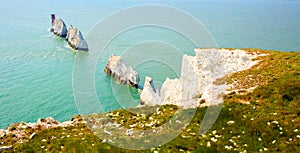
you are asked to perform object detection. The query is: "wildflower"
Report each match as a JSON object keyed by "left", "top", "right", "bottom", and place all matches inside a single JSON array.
[
  {"left": 263, "top": 148, "right": 268, "bottom": 151},
  {"left": 190, "top": 132, "right": 196, "bottom": 136},
  {"left": 272, "top": 140, "right": 276, "bottom": 144},
  {"left": 267, "top": 122, "right": 271, "bottom": 125},
  {"left": 296, "top": 135, "right": 300, "bottom": 138},
  {"left": 227, "top": 121, "right": 235, "bottom": 125},
  {"left": 250, "top": 118, "right": 254, "bottom": 121},
  {"left": 229, "top": 108, "right": 232, "bottom": 111},
  {"left": 207, "top": 141, "right": 211, "bottom": 147},
  {"left": 225, "top": 145, "right": 233, "bottom": 150},
  {"left": 243, "top": 115, "right": 247, "bottom": 118},
  {"left": 233, "top": 142, "right": 238, "bottom": 147},
  {"left": 215, "top": 135, "right": 221, "bottom": 138},
  {"left": 271, "top": 121, "right": 279, "bottom": 124},
  {"left": 279, "top": 127, "right": 283, "bottom": 131},
  {"left": 258, "top": 137, "right": 262, "bottom": 141},
  {"left": 289, "top": 138, "right": 292, "bottom": 141},
  {"left": 104, "top": 130, "right": 112, "bottom": 136},
  {"left": 273, "top": 113, "right": 278, "bottom": 115},
  {"left": 253, "top": 106, "right": 256, "bottom": 110},
  {"left": 175, "top": 120, "right": 181, "bottom": 123},
  {"left": 211, "top": 137, "right": 218, "bottom": 142},
  {"left": 244, "top": 144, "right": 248, "bottom": 147},
  {"left": 294, "top": 129, "right": 298, "bottom": 132},
  {"left": 212, "top": 130, "right": 217, "bottom": 135}
]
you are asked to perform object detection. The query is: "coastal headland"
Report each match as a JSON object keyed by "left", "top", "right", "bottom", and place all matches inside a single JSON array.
[{"left": 0, "top": 48, "right": 299, "bottom": 152}]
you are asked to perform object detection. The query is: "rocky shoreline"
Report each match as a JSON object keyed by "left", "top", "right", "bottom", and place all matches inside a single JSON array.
[{"left": 0, "top": 116, "right": 82, "bottom": 151}]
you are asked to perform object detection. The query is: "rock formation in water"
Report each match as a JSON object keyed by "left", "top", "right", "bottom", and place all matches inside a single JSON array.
[
  {"left": 140, "top": 48, "right": 263, "bottom": 108},
  {"left": 50, "top": 18, "right": 68, "bottom": 38},
  {"left": 50, "top": 15, "right": 88, "bottom": 51},
  {"left": 140, "top": 76, "right": 161, "bottom": 105},
  {"left": 66, "top": 25, "right": 89, "bottom": 51},
  {"left": 104, "top": 54, "right": 140, "bottom": 87}
]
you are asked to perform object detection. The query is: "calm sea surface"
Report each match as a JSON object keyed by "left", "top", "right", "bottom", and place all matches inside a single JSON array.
[{"left": 0, "top": 0, "right": 299, "bottom": 128}]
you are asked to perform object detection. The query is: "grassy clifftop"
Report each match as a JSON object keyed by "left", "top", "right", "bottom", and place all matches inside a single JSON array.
[{"left": 1, "top": 49, "right": 299, "bottom": 152}]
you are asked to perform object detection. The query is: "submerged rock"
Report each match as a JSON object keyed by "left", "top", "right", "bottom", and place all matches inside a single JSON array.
[
  {"left": 104, "top": 54, "right": 140, "bottom": 87},
  {"left": 66, "top": 25, "right": 88, "bottom": 51},
  {"left": 51, "top": 18, "right": 68, "bottom": 38}
]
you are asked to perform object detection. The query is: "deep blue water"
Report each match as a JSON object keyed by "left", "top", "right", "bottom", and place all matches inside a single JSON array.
[{"left": 0, "top": 0, "right": 299, "bottom": 128}]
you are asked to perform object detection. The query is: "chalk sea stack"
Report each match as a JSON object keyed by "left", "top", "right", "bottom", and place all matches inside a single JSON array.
[
  {"left": 104, "top": 54, "right": 140, "bottom": 87},
  {"left": 50, "top": 14, "right": 88, "bottom": 51},
  {"left": 66, "top": 25, "right": 88, "bottom": 51},
  {"left": 140, "top": 76, "right": 162, "bottom": 106},
  {"left": 50, "top": 18, "right": 68, "bottom": 38}
]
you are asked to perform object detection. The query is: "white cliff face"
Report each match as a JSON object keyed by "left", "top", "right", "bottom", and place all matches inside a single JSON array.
[
  {"left": 104, "top": 54, "right": 140, "bottom": 87},
  {"left": 66, "top": 25, "right": 88, "bottom": 51},
  {"left": 140, "top": 48, "right": 261, "bottom": 108},
  {"left": 51, "top": 18, "right": 68, "bottom": 38}
]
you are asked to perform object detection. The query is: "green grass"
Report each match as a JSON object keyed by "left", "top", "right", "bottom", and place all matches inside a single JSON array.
[{"left": 1, "top": 49, "right": 300, "bottom": 152}]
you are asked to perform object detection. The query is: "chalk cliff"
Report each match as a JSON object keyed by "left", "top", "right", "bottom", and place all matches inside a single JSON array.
[
  {"left": 51, "top": 18, "right": 68, "bottom": 38},
  {"left": 104, "top": 54, "right": 140, "bottom": 87},
  {"left": 140, "top": 48, "right": 262, "bottom": 108}
]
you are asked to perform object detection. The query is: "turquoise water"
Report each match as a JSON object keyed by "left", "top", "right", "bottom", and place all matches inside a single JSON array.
[{"left": 0, "top": 0, "right": 300, "bottom": 128}]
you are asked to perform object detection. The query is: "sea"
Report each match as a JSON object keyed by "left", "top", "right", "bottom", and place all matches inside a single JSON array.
[{"left": 0, "top": 0, "right": 299, "bottom": 129}]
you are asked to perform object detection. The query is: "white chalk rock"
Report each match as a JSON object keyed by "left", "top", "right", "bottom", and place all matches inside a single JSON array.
[
  {"left": 66, "top": 25, "right": 88, "bottom": 51},
  {"left": 140, "top": 76, "right": 162, "bottom": 106},
  {"left": 0, "top": 129, "right": 6, "bottom": 137},
  {"left": 104, "top": 54, "right": 140, "bottom": 87},
  {"left": 51, "top": 18, "right": 68, "bottom": 38},
  {"left": 140, "top": 48, "right": 260, "bottom": 108}
]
